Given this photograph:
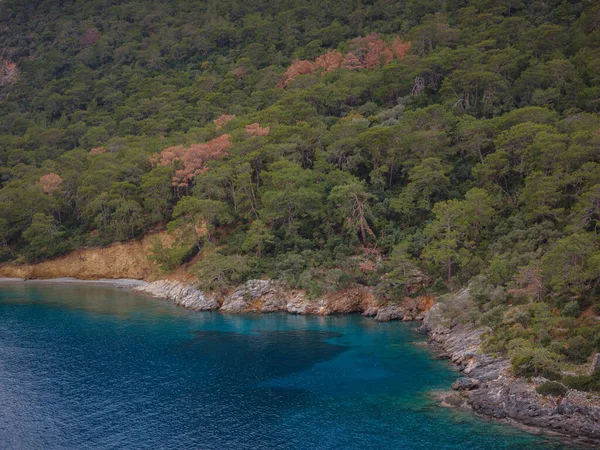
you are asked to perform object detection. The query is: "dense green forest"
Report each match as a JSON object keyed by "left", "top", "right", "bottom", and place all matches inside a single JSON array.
[{"left": 1, "top": 0, "right": 600, "bottom": 384}]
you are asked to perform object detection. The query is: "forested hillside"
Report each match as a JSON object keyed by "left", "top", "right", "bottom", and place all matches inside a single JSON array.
[{"left": 2, "top": 0, "right": 600, "bottom": 384}]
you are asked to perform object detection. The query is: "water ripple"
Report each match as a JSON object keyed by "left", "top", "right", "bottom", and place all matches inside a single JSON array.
[{"left": 0, "top": 284, "right": 577, "bottom": 450}]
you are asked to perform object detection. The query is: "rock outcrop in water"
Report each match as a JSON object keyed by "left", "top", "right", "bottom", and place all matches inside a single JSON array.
[
  {"left": 421, "top": 289, "right": 600, "bottom": 446},
  {"left": 374, "top": 306, "right": 403, "bottom": 322}
]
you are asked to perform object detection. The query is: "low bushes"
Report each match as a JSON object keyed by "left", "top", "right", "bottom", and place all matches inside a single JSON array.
[{"left": 536, "top": 381, "right": 567, "bottom": 397}]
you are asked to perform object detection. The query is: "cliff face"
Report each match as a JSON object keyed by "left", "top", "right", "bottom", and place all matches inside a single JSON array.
[{"left": 0, "top": 233, "right": 180, "bottom": 281}]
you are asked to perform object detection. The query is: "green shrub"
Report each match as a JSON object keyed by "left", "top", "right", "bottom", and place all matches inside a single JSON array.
[
  {"left": 469, "top": 274, "right": 493, "bottom": 305},
  {"left": 561, "top": 300, "right": 580, "bottom": 318},
  {"left": 562, "top": 372, "right": 600, "bottom": 392},
  {"left": 325, "top": 269, "right": 353, "bottom": 291},
  {"left": 274, "top": 253, "right": 307, "bottom": 286},
  {"left": 149, "top": 238, "right": 194, "bottom": 272},
  {"left": 536, "top": 381, "right": 567, "bottom": 396},
  {"left": 478, "top": 305, "right": 506, "bottom": 330},
  {"left": 431, "top": 278, "right": 448, "bottom": 293},
  {"left": 193, "top": 252, "right": 252, "bottom": 291},
  {"left": 296, "top": 270, "right": 323, "bottom": 298},
  {"left": 562, "top": 335, "right": 594, "bottom": 364},
  {"left": 503, "top": 307, "right": 532, "bottom": 327},
  {"left": 509, "top": 341, "right": 563, "bottom": 380}
]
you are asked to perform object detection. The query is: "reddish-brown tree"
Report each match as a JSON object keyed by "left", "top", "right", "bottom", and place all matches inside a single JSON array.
[
  {"left": 245, "top": 123, "right": 270, "bottom": 137},
  {"left": 80, "top": 28, "right": 101, "bottom": 47},
  {"left": 314, "top": 50, "right": 344, "bottom": 75},
  {"left": 39, "top": 173, "right": 63, "bottom": 194},
  {"left": 348, "top": 33, "right": 394, "bottom": 69},
  {"left": 0, "top": 60, "right": 19, "bottom": 86},
  {"left": 391, "top": 37, "right": 413, "bottom": 59},
  {"left": 150, "top": 145, "right": 186, "bottom": 168},
  {"left": 88, "top": 146, "right": 106, "bottom": 157},
  {"left": 276, "top": 59, "right": 317, "bottom": 88},
  {"left": 277, "top": 35, "right": 411, "bottom": 87},
  {"left": 214, "top": 114, "right": 235, "bottom": 129},
  {"left": 151, "top": 135, "right": 232, "bottom": 187},
  {"left": 342, "top": 53, "right": 363, "bottom": 70}
]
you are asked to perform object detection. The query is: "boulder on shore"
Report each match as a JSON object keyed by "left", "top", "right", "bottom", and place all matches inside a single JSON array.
[
  {"left": 374, "top": 306, "right": 403, "bottom": 322},
  {"left": 220, "top": 279, "right": 287, "bottom": 313},
  {"left": 134, "top": 281, "right": 219, "bottom": 311},
  {"left": 451, "top": 377, "right": 480, "bottom": 391}
]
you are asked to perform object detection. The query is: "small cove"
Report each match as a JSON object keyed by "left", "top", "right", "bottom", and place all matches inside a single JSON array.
[{"left": 0, "top": 283, "right": 579, "bottom": 449}]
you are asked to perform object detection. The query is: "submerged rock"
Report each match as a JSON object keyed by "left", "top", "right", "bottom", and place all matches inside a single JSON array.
[{"left": 433, "top": 391, "right": 468, "bottom": 409}]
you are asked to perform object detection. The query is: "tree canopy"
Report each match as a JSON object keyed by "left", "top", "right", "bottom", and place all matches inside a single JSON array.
[{"left": 2, "top": 0, "right": 600, "bottom": 383}]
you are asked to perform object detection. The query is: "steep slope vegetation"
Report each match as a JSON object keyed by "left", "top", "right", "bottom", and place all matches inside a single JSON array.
[{"left": 1, "top": 0, "right": 600, "bottom": 386}]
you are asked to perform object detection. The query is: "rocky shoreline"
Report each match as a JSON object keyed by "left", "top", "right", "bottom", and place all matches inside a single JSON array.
[
  {"left": 131, "top": 278, "right": 600, "bottom": 446},
  {"left": 420, "top": 290, "right": 600, "bottom": 448},
  {"left": 131, "top": 279, "right": 600, "bottom": 446},
  {"left": 132, "top": 279, "right": 434, "bottom": 321},
  {"left": 3, "top": 276, "right": 599, "bottom": 445}
]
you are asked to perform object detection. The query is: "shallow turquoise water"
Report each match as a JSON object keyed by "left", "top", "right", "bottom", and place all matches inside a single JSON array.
[{"left": 0, "top": 283, "right": 577, "bottom": 449}]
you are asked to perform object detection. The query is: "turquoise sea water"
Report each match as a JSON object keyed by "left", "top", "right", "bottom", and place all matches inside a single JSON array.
[{"left": 0, "top": 283, "right": 578, "bottom": 449}]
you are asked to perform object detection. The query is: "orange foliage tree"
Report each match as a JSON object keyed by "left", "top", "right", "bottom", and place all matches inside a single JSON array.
[
  {"left": 276, "top": 59, "right": 317, "bottom": 88},
  {"left": 149, "top": 145, "right": 186, "bottom": 168},
  {"left": 314, "top": 50, "right": 344, "bottom": 74},
  {"left": 348, "top": 33, "right": 394, "bottom": 69},
  {"left": 0, "top": 60, "right": 19, "bottom": 86},
  {"left": 214, "top": 113, "right": 235, "bottom": 129},
  {"left": 80, "top": 27, "right": 101, "bottom": 47},
  {"left": 150, "top": 135, "right": 232, "bottom": 188},
  {"left": 245, "top": 123, "right": 270, "bottom": 137},
  {"left": 88, "top": 146, "right": 106, "bottom": 157},
  {"left": 39, "top": 173, "right": 63, "bottom": 194},
  {"left": 277, "top": 34, "right": 412, "bottom": 87},
  {"left": 392, "top": 37, "right": 413, "bottom": 59},
  {"left": 342, "top": 53, "right": 362, "bottom": 70}
]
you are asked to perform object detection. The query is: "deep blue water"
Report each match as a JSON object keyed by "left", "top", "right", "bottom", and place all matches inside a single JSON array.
[{"left": 0, "top": 283, "right": 577, "bottom": 449}]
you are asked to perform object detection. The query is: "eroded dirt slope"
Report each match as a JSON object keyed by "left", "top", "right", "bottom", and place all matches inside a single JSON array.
[{"left": 0, "top": 232, "right": 195, "bottom": 282}]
